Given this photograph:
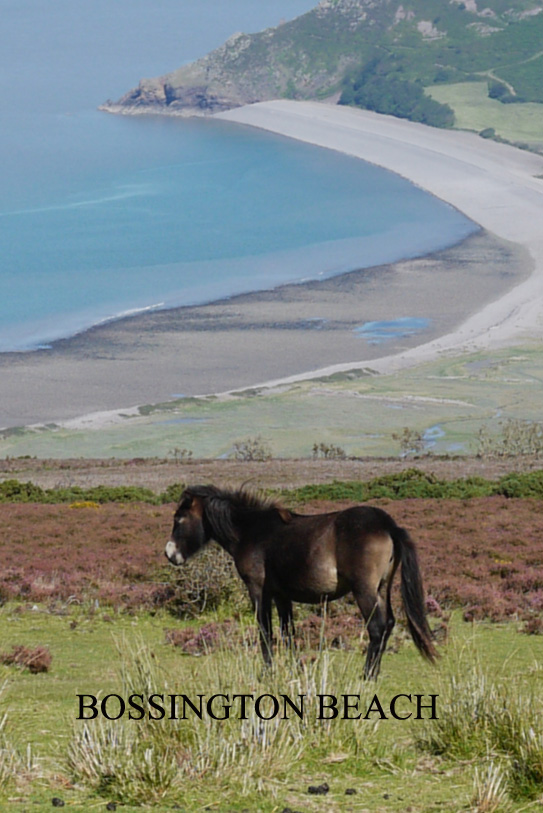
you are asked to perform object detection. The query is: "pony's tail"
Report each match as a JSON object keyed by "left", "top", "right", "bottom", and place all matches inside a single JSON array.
[{"left": 392, "top": 526, "right": 437, "bottom": 663}]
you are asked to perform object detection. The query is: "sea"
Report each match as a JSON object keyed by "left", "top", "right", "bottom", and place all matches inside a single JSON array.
[{"left": 0, "top": 0, "right": 478, "bottom": 353}]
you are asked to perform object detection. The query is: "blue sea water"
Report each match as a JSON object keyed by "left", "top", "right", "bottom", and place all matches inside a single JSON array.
[{"left": 0, "top": 0, "right": 478, "bottom": 352}]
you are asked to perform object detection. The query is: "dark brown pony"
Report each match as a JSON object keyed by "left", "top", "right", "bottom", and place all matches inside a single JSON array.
[{"left": 165, "top": 485, "right": 436, "bottom": 678}]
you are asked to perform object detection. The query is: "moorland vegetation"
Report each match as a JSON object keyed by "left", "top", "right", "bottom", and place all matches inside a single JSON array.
[{"left": 0, "top": 464, "right": 542, "bottom": 810}]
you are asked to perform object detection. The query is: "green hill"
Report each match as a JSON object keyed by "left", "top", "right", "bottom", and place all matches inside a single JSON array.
[{"left": 102, "top": 0, "right": 543, "bottom": 135}]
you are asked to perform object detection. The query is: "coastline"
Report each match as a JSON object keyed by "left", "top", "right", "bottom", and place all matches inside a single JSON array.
[
  {"left": 2, "top": 101, "right": 543, "bottom": 429},
  {"left": 0, "top": 229, "right": 527, "bottom": 429},
  {"left": 218, "top": 102, "right": 543, "bottom": 361}
]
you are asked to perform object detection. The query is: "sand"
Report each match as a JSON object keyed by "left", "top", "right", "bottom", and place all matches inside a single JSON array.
[
  {"left": 218, "top": 101, "right": 543, "bottom": 382},
  {"left": 2, "top": 101, "right": 543, "bottom": 429}
]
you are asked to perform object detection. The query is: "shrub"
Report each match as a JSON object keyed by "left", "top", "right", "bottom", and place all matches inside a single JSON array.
[
  {"left": 168, "top": 447, "right": 193, "bottom": 463},
  {"left": 0, "top": 480, "right": 46, "bottom": 503},
  {"left": 391, "top": 427, "right": 425, "bottom": 458},
  {"left": 312, "top": 442, "right": 346, "bottom": 460},
  {"left": 156, "top": 544, "right": 245, "bottom": 618},
  {"left": 0, "top": 645, "right": 52, "bottom": 673},
  {"left": 477, "top": 419, "right": 543, "bottom": 458},
  {"left": 496, "top": 471, "right": 543, "bottom": 498},
  {"left": 286, "top": 469, "right": 495, "bottom": 502},
  {"left": 160, "top": 483, "right": 186, "bottom": 504},
  {"left": 231, "top": 436, "right": 272, "bottom": 462},
  {"left": 479, "top": 127, "right": 496, "bottom": 139}
]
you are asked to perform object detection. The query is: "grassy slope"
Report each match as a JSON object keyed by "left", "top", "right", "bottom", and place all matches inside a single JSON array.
[
  {"left": 427, "top": 82, "right": 543, "bottom": 143},
  {"left": 1, "top": 606, "right": 541, "bottom": 811},
  {"left": 130, "top": 0, "right": 543, "bottom": 141},
  {"left": 3, "top": 345, "right": 543, "bottom": 459}
]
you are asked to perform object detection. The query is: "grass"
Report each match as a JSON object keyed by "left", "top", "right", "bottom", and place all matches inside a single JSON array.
[
  {"left": 3, "top": 344, "right": 543, "bottom": 460},
  {"left": 427, "top": 82, "right": 543, "bottom": 145},
  {"left": 0, "top": 605, "right": 542, "bottom": 812}
]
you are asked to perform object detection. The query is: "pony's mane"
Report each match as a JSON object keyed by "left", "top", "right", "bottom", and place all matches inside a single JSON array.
[{"left": 182, "top": 484, "right": 290, "bottom": 545}]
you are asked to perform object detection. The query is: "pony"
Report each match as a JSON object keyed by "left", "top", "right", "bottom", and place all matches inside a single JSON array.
[{"left": 165, "top": 485, "right": 436, "bottom": 678}]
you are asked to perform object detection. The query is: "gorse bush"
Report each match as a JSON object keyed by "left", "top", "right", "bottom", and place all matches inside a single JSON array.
[
  {"left": 496, "top": 471, "right": 543, "bottom": 498},
  {"left": 2, "top": 469, "right": 543, "bottom": 506},
  {"left": 286, "top": 469, "right": 543, "bottom": 503},
  {"left": 155, "top": 544, "right": 245, "bottom": 619},
  {"left": 0, "top": 479, "right": 159, "bottom": 505}
]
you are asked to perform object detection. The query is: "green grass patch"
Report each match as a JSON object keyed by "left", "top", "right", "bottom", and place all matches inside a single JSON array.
[
  {"left": 0, "top": 606, "right": 541, "bottom": 811},
  {"left": 427, "top": 81, "right": 543, "bottom": 144},
  {"left": 4, "top": 345, "right": 543, "bottom": 459}
]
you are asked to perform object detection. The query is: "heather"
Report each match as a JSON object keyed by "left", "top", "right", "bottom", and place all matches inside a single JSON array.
[{"left": 1, "top": 494, "right": 542, "bottom": 625}]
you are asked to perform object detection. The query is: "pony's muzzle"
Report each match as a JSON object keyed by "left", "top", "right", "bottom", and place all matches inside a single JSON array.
[{"left": 165, "top": 540, "right": 185, "bottom": 566}]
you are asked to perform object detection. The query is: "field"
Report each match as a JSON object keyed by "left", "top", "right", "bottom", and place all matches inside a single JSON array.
[
  {"left": 0, "top": 461, "right": 542, "bottom": 811},
  {"left": 427, "top": 83, "right": 543, "bottom": 147}
]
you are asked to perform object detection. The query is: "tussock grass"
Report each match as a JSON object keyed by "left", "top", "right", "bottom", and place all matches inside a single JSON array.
[
  {"left": 2, "top": 603, "right": 541, "bottom": 811},
  {"left": 66, "top": 631, "right": 401, "bottom": 804},
  {"left": 472, "top": 762, "right": 510, "bottom": 813},
  {"left": 0, "top": 713, "right": 19, "bottom": 789},
  {"left": 414, "top": 651, "right": 543, "bottom": 803},
  {"left": 0, "top": 683, "right": 36, "bottom": 790}
]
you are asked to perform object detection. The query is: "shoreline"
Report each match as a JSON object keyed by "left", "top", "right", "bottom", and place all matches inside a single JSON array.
[
  {"left": 218, "top": 102, "right": 543, "bottom": 358},
  {"left": 2, "top": 101, "right": 543, "bottom": 430},
  {"left": 0, "top": 229, "right": 527, "bottom": 430}
]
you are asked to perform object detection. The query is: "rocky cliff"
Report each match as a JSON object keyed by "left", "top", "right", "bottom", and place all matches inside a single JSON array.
[{"left": 101, "top": 0, "right": 543, "bottom": 117}]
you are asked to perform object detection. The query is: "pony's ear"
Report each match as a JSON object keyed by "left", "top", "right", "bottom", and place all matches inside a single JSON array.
[
  {"left": 179, "top": 491, "right": 195, "bottom": 510},
  {"left": 277, "top": 507, "right": 293, "bottom": 524}
]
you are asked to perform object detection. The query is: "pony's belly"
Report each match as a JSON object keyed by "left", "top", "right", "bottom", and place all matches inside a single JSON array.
[{"left": 286, "top": 568, "right": 350, "bottom": 603}]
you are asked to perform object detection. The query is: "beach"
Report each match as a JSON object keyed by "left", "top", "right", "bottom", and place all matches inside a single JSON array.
[
  {"left": 2, "top": 101, "right": 543, "bottom": 429},
  {"left": 219, "top": 102, "right": 543, "bottom": 372}
]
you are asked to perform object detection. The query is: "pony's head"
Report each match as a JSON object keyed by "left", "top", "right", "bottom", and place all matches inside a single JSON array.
[{"left": 164, "top": 487, "right": 212, "bottom": 566}]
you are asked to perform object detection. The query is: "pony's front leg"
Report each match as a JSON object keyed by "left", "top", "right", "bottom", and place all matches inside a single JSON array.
[
  {"left": 275, "top": 595, "right": 294, "bottom": 648},
  {"left": 248, "top": 584, "right": 273, "bottom": 665}
]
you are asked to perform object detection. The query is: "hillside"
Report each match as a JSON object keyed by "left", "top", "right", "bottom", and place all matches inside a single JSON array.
[{"left": 102, "top": 0, "right": 543, "bottom": 128}]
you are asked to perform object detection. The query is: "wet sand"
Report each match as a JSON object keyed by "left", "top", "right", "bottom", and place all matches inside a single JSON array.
[
  {"left": 0, "top": 229, "right": 527, "bottom": 428},
  {"left": 2, "top": 100, "right": 543, "bottom": 430}
]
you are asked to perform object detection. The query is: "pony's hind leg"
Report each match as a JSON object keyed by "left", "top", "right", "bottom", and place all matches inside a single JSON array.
[
  {"left": 354, "top": 589, "right": 390, "bottom": 680},
  {"left": 352, "top": 533, "right": 396, "bottom": 679}
]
